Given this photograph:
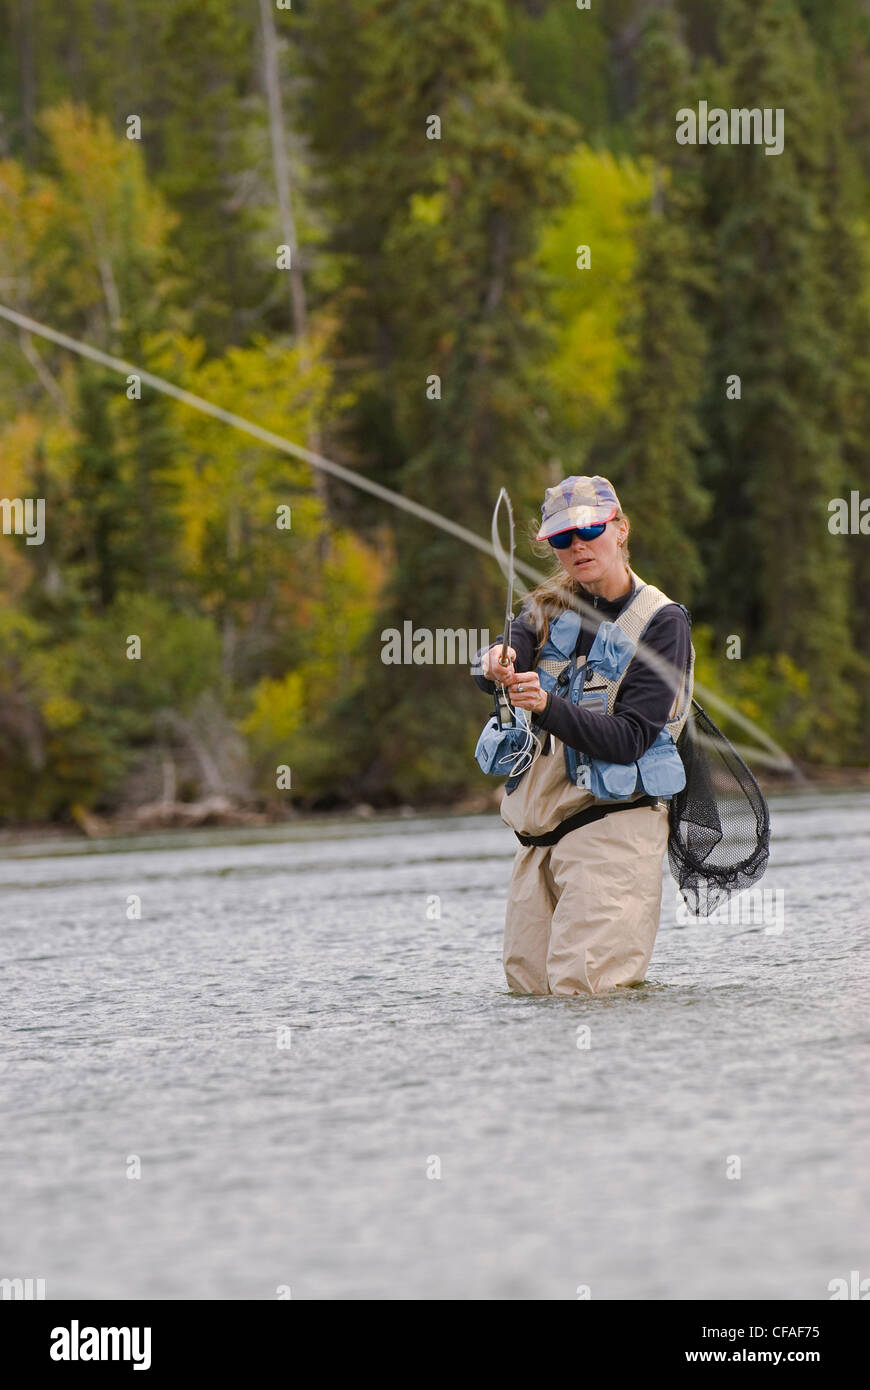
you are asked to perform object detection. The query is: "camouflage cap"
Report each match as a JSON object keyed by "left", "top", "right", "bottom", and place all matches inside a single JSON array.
[{"left": 536, "top": 475, "right": 620, "bottom": 541}]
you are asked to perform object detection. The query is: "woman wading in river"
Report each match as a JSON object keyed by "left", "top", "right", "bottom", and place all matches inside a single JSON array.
[{"left": 473, "top": 476, "right": 694, "bottom": 997}]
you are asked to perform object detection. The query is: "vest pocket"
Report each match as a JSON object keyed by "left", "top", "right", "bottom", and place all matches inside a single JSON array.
[
  {"left": 636, "top": 728, "right": 686, "bottom": 796},
  {"left": 588, "top": 758, "right": 639, "bottom": 800},
  {"left": 586, "top": 620, "right": 637, "bottom": 680}
]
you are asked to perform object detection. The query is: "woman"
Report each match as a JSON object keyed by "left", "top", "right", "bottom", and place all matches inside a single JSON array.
[{"left": 473, "top": 475, "right": 693, "bottom": 997}]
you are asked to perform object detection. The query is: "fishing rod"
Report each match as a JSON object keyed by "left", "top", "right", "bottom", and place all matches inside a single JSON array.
[
  {"left": 475, "top": 487, "right": 537, "bottom": 779},
  {"left": 491, "top": 488, "right": 516, "bottom": 731}
]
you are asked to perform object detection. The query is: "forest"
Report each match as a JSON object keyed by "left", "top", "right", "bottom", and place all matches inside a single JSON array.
[{"left": 1, "top": 0, "right": 869, "bottom": 827}]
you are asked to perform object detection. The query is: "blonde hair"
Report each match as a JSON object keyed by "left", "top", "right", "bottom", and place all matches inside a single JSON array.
[{"left": 523, "top": 509, "right": 632, "bottom": 657}]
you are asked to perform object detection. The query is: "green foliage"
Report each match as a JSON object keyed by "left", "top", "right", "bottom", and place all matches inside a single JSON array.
[
  {"left": 692, "top": 624, "right": 812, "bottom": 751},
  {"left": 2, "top": 0, "right": 870, "bottom": 827},
  {"left": 0, "top": 596, "right": 223, "bottom": 820},
  {"left": 589, "top": 10, "right": 711, "bottom": 601},
  {"left": 238, "top": 529, "right": 385, "bottom": 800},
  {"left": 536, "top": 147, "right": 652, "bottom": 450},
  {"left": 696, "top": 0, "right": 861, "bottom": 755},
  {"left": 692, "top": 623, "right": 868, "bottom": 765},
  {"left": 504, "top": 1, "right": 610, "bottom": 134}
]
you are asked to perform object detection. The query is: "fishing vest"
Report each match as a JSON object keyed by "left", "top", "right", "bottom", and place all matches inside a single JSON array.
[{"left": 504, "top": 572, "right": 694, "bottom": 801}]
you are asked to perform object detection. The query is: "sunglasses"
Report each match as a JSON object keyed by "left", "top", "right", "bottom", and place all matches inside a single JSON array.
[{"left": 547, "top": 522, "right": 607, "bottom": 549}]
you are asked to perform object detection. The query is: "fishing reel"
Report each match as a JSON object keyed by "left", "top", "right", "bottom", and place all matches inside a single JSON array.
[
  {"left": 476, "top": 653, "right": 536, "bottom": 778},
  {"left": 492, "top": 651, "right": 516, "bottom": 730}
]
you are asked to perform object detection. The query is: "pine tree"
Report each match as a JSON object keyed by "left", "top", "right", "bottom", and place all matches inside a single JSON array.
[
  {"left": 698, "top": 0, "right": 857, "bottom": 758},
  {"left": 815, "top": 84, "right": 870, "bottom": 758},
  {"left": 503, "top": 0, "right": 610, "bottom": 135},
  {"left": 152, "top": 0, "right": 267, "bottom": 351},
  {"left": 597, "top": 7, "right": 711, "bottom": 602},
  {"left": 299, "top": 0, "right": 578, "bottom": 801}
]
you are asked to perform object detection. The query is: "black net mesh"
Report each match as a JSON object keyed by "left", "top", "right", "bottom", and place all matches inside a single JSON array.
[{"left": 668, "top": 701, "right": 771, "bottom": 917}]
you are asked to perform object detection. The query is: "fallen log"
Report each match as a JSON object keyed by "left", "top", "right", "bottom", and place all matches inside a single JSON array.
[{"left": 126, "top": 796, "right": 269, "bottom": 830}]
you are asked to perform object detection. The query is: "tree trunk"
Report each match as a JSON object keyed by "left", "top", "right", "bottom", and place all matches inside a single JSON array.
[{"left": 257, "top": 0, "right": 329, "bottom": 558}]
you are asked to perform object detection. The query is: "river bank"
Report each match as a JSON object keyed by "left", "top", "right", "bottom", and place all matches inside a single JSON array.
[{"left": 1, "top": 759, "right": 868, "bottom": 847}]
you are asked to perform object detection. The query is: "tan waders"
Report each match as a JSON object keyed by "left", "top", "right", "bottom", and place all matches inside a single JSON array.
[
  {"left": 499, "top": 706, "right": 671, "bottom": 995},
  {"left": 502, "top": 799, "right": 670, "bottom": 995}
]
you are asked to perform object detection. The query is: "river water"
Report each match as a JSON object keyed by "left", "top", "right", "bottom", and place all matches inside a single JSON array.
[{"left": 1, "top": 789, "right": 868, "bottom": 1300}]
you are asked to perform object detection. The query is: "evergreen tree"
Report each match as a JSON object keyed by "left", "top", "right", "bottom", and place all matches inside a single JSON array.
[
  {"left": 299, "top": 0, "right": 578, "bottom": 801},
  {"left": 598, "top": 6, "right": 711, "bottom": 602},
  {"left": 794, "top": 0, "right": 870, "bottom": 194},
  {"left": 816, "top": 87, "right": 870, "bottom": 757},
  {"left": 698, "top": 0, "right": 856, "bottom": 759},
  {"left": 502, "top": 0, "right": 611, "bottom": 136},
  {"left": 152, "top": 0, "right": 268, "bottom": 351}
]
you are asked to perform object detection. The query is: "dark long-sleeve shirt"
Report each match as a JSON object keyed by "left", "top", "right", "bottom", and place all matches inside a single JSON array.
[{"left": 472, "top": 580, "right": 690, "bottom": 765}]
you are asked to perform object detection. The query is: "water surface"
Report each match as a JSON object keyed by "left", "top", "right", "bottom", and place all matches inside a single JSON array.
[{"left": 1, "top": 791, "right": 868, "bottom": 1299}]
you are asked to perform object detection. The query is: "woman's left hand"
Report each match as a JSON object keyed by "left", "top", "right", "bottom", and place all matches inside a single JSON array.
[{"left": 505, "top": 670, "right": 548, "bottom": 714}]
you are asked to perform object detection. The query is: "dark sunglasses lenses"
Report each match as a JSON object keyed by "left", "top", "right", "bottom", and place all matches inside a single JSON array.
[{"left": 548, "top": 523, "right": 607, "bottom": 548}]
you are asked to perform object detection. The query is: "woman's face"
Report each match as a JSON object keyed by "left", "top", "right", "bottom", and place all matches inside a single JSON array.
[{"left": 552, "top": 516, "right": 629, "bottom": 592}]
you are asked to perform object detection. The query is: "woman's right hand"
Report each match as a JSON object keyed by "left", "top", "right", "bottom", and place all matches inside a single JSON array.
[{"left": 481, "top": 643, "right": 516, "bottom": 681}]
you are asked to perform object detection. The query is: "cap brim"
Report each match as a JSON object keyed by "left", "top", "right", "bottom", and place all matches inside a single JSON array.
[{"left": 536, "top": 503, "right": 617, "bottom": 541}]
